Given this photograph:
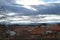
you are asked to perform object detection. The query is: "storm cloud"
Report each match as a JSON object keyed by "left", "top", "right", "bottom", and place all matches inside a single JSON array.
[{"left": 0, "top": 0, "right": 60, "bottom": 24}]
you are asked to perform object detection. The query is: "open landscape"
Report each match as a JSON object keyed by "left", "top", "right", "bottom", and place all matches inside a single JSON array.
[
  {"left": 0, "top": 23, "right": 60, "bottom": 40},
  {"left": 0, "top": 0, "right": 60, "bottom": 40}
]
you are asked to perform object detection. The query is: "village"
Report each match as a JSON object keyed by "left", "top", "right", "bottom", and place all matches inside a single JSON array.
[{"left": 0, "top": 23, "right": 60, "bottom": 40}]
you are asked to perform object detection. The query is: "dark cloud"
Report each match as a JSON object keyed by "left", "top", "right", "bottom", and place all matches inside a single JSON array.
[
  {"left": 0, "top": 0, "right": 15, "bottom": 5},
  {"left": 1, "top": 5, "right": 34, "bottom": 16},
  {"left": 31, "top": 3, "right": 60, "bottom": 15},
  {"left": 0, "top": 3, "right": 60, "bottom": 16}
]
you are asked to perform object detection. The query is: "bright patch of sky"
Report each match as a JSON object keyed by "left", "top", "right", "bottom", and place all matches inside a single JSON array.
[
  {"left": 22, "top": 6, "right": 37, "bottom": 11},
  {"left": 15, "top": 0, "right": 44, "bottom": 11},
  {"left": 15, "top": 0, "right": 43, "bottom": 5},
  {"left": 6, "top": 13, "right": 16, "bottom": 16},
  {"left": 45, "top": 0, "right": 60, "bottom": 3},
  {"left": 15, "top": 0, "right": 60, "bottom": 5},
  {"left": 43, "top": 0, "right": 57, "bottom": 2},
  {"left": 14, "top": 0, "right": 60, "bottom": 11}
]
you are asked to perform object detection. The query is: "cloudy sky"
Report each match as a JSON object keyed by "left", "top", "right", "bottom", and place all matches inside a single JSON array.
[{"left": 0, "top": 0, "right": 60, "bottom": 24}]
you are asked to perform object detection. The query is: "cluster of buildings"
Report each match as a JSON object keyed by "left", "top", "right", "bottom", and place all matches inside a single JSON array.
[{"left": 0, "top": 23, "right": 60, "bottom": 40}]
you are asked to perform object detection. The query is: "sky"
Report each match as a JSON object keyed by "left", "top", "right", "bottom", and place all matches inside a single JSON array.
[
  {"left": 0, "top": 0, "right": 60, "bottom": 24},
  {"left": 15, "top": 0, "right": 60, "bottom": 5}
]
